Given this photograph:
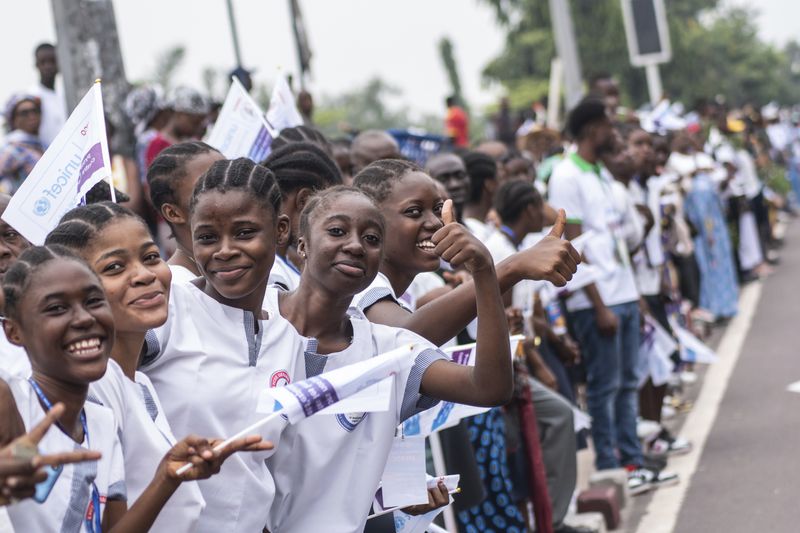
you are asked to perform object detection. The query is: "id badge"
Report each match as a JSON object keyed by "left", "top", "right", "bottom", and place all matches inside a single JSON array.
[
  {"left": 34, "top": 464, "right": 63, "bottom": 503},
  {"left": 379, "top": 434, "right": 427, "bottom": 508}
]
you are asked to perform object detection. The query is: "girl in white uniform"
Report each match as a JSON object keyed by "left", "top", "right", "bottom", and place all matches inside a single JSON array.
[
  {"left": 1, "top": 246, "right": 244, "bottom": 532},
  {"left": 45, "top": 202, "right": 270, "bottom": 532},
  {"left": 141, "top": 158, "right": 307, "bottom": 532},
  {"left": 265, "top": 186, "right": 513, "bottom": 532},
  {"left": 261, "top": 141, "right": 344, "bottom": 291},
  {"left": 351, "top": 159, "right": 581, "bottom": 347},
  {"left": 146, "top": 141, "right": 224, "bottom": 284}
]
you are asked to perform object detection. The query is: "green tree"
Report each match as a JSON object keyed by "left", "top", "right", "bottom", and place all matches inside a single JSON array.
[
  {"left": 480, "top": 0, "right": 800, "bottom": 109},
  {"left": 152, "top": 45, "right": 186, "bottom": 93},
  {"left": 314, "top": 77, "right": 411, "bottom": 137},
  {"left": 439, "top": 37, "right": 464, "bottom": 106}
]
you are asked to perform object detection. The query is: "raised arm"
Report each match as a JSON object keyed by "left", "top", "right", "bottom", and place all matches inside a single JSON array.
[
  {"left": 417, "top": 200, "right": 511, "bottom": 406},
  {"left": 365, "top": 210, "right": 581, "bottom": 346}
]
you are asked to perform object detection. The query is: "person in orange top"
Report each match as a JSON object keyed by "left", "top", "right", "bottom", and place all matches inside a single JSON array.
[{"left": 445, "top": 95, "right": 469, "bottom": 147}]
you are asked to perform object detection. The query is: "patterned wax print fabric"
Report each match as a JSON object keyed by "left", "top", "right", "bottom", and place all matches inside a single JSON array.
[
  {"left": 683, "top": 172, "right": 738, "bottom": 318},
  {"left": 0, "top": 130, "right": 44, "bottom": 193},
  {"left": 457, "top": 408, "right": 526, "bottom": 533}
]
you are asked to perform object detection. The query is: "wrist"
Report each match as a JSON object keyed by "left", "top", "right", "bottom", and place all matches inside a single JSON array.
[{"left": 157, "top": 462, "right": 183, "bottom": 491}]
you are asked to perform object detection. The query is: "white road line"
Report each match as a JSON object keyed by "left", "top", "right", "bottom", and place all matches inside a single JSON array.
[
  {"left": 634, "top": 281, "right": 763, "bottom": 533},
  {"left": 786, "top": 380, "right": 800, "bottom": 394}
]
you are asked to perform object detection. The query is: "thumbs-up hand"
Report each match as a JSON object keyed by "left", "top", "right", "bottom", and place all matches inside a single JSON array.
[
  {"left": 431, "top": 200, "right": 493, "bottom": 273},
  {"left": 512, "top": 209, "right": 581, "bottom": 287},
  {"left": 441, "top": 199, "right": 456, "bottom": 225}
]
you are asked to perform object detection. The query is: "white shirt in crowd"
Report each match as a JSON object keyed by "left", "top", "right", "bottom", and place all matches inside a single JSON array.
[
  {"left": 548, "top": 154, "right": 640, "bottom": 312},
  {"left": 90, "top": 359, "right": 205, "bottom": 533},
  {"left": 6, "top": 376, "right": 126, "bottom": 533},
  {"left": 0, "top": 334, "right": 31, "bottom": 378},
  {"left": 463, "top": 217, "right": 494, "bottom": 242},
  {"left": 264, "top": 288, "right": 446, "bottom": 533},
  {"left": 268, "top": 254, "right": 302, "bottom": 292},
  {"left": 28, "top": 81, "right": 67, "bottom": 148},
  {"left": 628, "top": 177, "right": 665, "bottom": 297},
  {"left": 168, "top": 264, "right": 199, "bottom": 286},
  {"left": 142, "top": 282, "right": 303, "bottom": 533}
]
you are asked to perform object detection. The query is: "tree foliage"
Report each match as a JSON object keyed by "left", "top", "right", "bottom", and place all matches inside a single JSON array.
[
  {"left": 439, "top": 37, "right": 464, "bottom": 105},
  {"left": 152, "top": 45, "right": 186, "bottom": 93},
  {"left": 480, "top": 0, "right": 800, "bottom": 109}
]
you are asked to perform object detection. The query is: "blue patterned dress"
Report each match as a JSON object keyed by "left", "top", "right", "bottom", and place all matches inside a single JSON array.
[
  {"left": 683, "top": 172, "right": 739, "bottom": 318},
  {"left": 456, "top": 408, "right": 526, "bottom": 533}
]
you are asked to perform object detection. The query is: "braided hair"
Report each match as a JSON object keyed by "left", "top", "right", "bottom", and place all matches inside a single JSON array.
[
  {"left": 353, "top": 159, "right": 422, "bottom": 203},
  {"left": 462, "top": 151, "right": 497, "bottom": 203},
  {"left": 493, "top": 179, "right": 542, "bottom": 225},
  {"left": 147, "top": 141, "right": 220, "bottom": 213},
  {"left": 190, "top": 157, "right": 282, "bottom": 217},
  {"left": 45, "top": 202, "right": 143, "bottom": 253},
  {"left": 270, "top": 125, "right": 333, "bottom": 155},
  {"left": 299, "top": 185, "right": 385, "bottom": 238},
  {"left": 2, "top": 245, "right": 88, "bottom": 321},
  {"left": 261, "top": 141, "right": 343, "bottom": 197}
]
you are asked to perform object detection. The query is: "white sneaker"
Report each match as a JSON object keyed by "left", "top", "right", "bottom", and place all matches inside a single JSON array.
[
  {"left": 627, "top": 467, "right": 655, "bottom": 495},
  {"left": 637, "top": 419, "right": 662, "bottom": 441}
]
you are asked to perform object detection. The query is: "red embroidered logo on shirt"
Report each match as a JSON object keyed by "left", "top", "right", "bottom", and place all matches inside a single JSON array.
[{"left": 270, "top": 370, "right": 290, "bottom": 387}]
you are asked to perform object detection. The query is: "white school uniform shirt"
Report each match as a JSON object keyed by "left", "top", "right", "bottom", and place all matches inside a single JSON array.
[
  {"left": 263, "top": 289, "right": 447, "bottom": 533},
  {"left": 28, "top": 81, "right": 67, "bottom": 148},
  {"left": 168, "top": 264, "right": 199, "bottom": 285},
  {"left": 0, "top": 334, "right": 30, "bottom": 378},
  {"left": 548, "top": 154, "right": 640, "bottom": 312},
  {"left": 90, "top": 359, "right": 205, "bottom": 533},
  {"left": 141, "top": 282, "right": 302, "bottom": 533},
  {"left": 354, "top": 271, "right": 413, "bottom": 313},
  {"left": 268, "top": 254, "right": 302, "bottom": 291},
  {"left": 485, "top": 228, "right": 537, "bottom": 314},
  {"left": 6, "top": 376, "right": 126, "bottom": 533},
  {"left": 464, "top": 217, "right": 493, "bottom": 242}
]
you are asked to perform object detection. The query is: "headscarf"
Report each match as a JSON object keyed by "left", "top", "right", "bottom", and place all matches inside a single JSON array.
[
  {"left": 3, "top": 94, "right": 41, "bottom": 132},
  {"left": 168, "top": 86, "right": 209, "bottom": 115},
  {"left": 124, "top": 85, "right": 166, "bottom": 135}
]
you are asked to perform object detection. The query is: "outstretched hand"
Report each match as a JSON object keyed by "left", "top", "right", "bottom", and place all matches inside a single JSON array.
[
  {"left": 0, "top": 403, "right": 102, "bottom": 505},
  {"left": 164, "top": 434, "right": 273, "bottom": 482},
  {"left": 512, "top": 209, "right": 580, "bottom": 286},
  {"left": 432, "top": 199, "right": 494, "bottom": 274}
]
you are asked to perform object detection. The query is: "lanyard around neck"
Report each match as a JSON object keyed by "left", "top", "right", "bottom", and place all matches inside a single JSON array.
[{"left": 28, "top": 378, "right": 103, "bottom": 533}]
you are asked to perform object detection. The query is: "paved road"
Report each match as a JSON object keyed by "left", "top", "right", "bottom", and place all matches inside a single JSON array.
[{"left": 629, "top": 221, "right": 800, "bottom": 532}]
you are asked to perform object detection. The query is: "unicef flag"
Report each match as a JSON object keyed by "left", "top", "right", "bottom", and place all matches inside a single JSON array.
[{"left": 2, "top": 81, "right": 112, "bottom": 244}]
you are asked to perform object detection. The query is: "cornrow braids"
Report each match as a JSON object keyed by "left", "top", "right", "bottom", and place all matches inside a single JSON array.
[
  {"left": 493, "top": 179, "right": 542, "bottom": 225},
  {"left": 45, "top": 202, "right": 142, "bottom": 252},
  {"left": 462, "top": 151, "right": 497, "bottom": 203},
  {"left": 352, "top": 159, "right": 422, "bottom": 203},
  {"left": 190, "top": 157, "right": 282, "bottom": 216},
  {"left": 299, "top": 185, "right": 385, "bottom": 239},
  {"left": 147, "top": 141, "right": 220, "bottom": 211},
  {"left": 3, "top": 245, "right": 86, "bottom": 321},
  {"left": 261, "top": 141, "right": 343, "bottom": 197},
  {"left": 270, "top": 125, "right": 333, "bottom": 156}
]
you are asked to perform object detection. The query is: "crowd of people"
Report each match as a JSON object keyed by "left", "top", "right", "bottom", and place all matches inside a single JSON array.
[{"left": 0, "top": 41, "right": 798, "bottom": 533}]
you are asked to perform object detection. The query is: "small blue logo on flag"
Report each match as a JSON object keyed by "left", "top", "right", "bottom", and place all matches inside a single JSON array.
[{"left": 33, "top": 197, "right": 50, "bottom": 216}]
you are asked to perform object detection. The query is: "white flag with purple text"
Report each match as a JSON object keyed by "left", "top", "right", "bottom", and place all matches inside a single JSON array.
[{"left": 2, "top": 82, "right": 111, "bottom": 244}]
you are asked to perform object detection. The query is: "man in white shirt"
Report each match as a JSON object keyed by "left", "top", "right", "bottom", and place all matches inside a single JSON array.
[
  {"left": 28, "top": 43, "right": 66, "bottom": 148},
  {"left": 548, "top": 99, "right": 649, "bottom": 490}
]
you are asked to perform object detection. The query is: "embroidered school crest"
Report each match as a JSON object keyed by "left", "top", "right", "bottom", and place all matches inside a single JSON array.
[
  {"left": 270, "top": 370, "right": 291, "bottom": 387},
  {"left": 336, "top": 412, "right": 368, "bottom": 432}
]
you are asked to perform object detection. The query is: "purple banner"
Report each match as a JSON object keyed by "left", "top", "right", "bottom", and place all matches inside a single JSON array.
[
  {"left": 286, "top": 376, "right": 340, "bottom": 418},
  {"left": 76, "top": 142, "right": 105, "bottom": 194}
]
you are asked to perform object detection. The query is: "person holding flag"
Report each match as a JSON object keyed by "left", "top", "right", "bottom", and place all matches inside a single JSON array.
[{"left": 265, "top": 185, "right": 512, "bottom": 532}]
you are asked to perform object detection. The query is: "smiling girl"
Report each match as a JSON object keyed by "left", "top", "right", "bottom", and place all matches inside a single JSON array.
[
  {"left": 265, "top": 186, "right": 512, "bottom": 532},
  {"left": 141, "top": 158, "right": 312, "bottom": 532},
  {"left": 45, "top": 202, "right": 270, "bottom": 532},
  {"left": 1, "top": 245, "right": 251, "bottom": 532}
]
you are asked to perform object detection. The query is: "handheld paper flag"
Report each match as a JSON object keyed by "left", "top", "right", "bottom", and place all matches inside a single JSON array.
[
  {"left": 257, "top": 344, "right": 415, "bottom": 424},
  {"left": 402, "top": 336, "right": 523, "bottom": 437},
  {"left": 669, "top": 317, "right": 718, "bottom": 364},
  {"left": 205, "top": 77, "right": 274, "bottom": 162},
  {"left": 3, "top": 82, "right": 112, "bottom": 244},
  {"left": 265, "top": 73, "right": 304, "bottom": 134},
  {"left": 639, "top": 315, "right": 678, "bottom": 387}
]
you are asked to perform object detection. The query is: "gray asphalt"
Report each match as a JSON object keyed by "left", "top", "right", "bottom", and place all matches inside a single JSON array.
[{"left": 628, "top": 221, "right": 800, "bottom": 532}]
